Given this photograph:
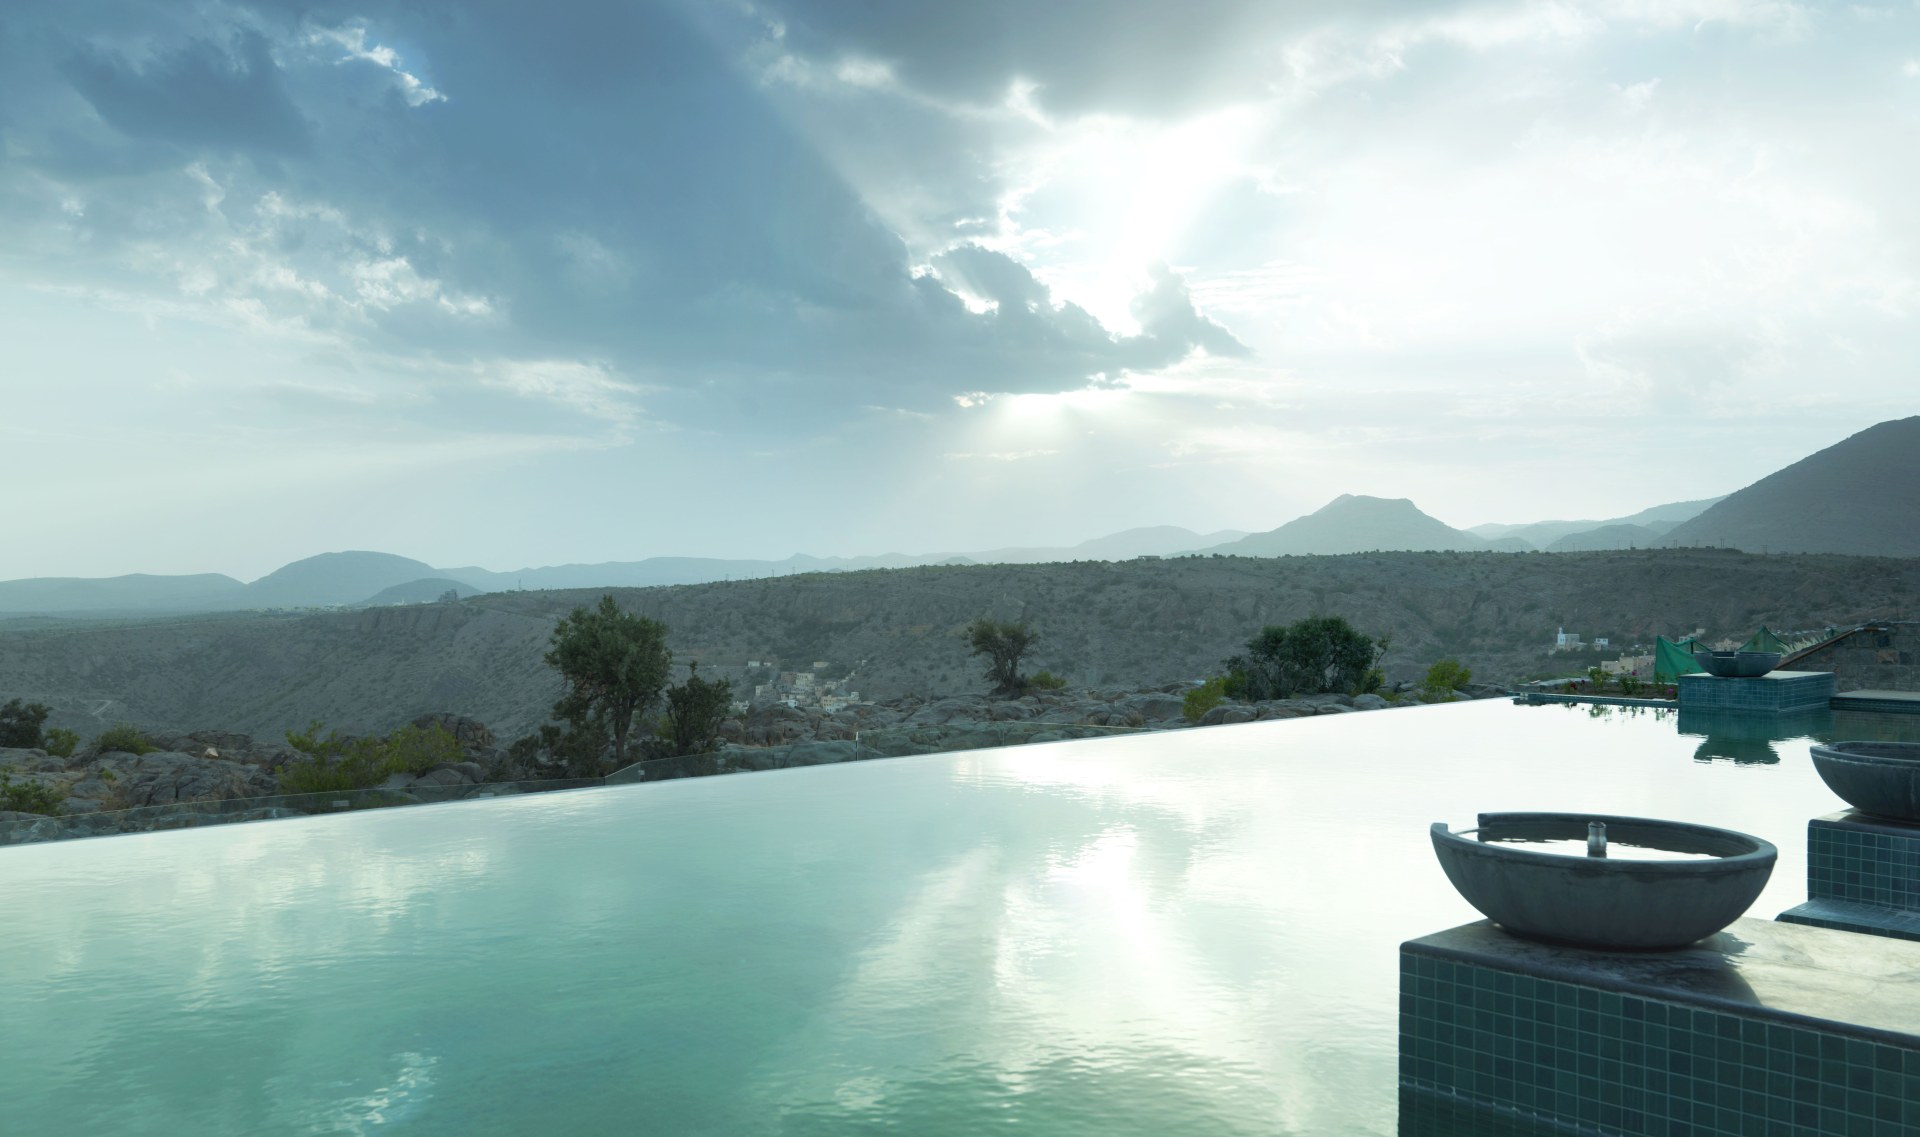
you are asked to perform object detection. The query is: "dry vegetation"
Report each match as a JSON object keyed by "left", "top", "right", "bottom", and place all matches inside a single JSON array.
[{"left": 1, "top": 549, "right": 1915, "bottom": 742}]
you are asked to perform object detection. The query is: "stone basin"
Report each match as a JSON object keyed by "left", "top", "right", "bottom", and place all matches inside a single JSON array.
[
  {"left": 1809, "top": 741, "right": 1920, "bottom": 822},
  {"left": 1693, "top": 650, "right": 1782, "bottom": 678},
  {"left": 1430, "top": 812, "right": 1776, "bottom": 951}
]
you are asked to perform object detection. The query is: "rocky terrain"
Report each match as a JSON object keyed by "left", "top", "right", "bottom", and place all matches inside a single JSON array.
[
  {"left": 0, "top": 712, "right": 514, "bottom": 844},
  {"left": 1, "top": 548, "right": 1913, "bottom": 747},
  {"left": 0, "top": 686, "right": 1506, "bottom": 846}
]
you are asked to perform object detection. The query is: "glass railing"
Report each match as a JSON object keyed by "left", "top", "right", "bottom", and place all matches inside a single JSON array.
[{"left": 0, "top": 721, "right": 1151, "bottom": 848}]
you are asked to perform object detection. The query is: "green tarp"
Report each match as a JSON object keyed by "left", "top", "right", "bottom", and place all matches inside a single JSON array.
[
  {"left": 1654, "top": 636, "right": 1706, "bottom": 683},
  {"left": 1740, "top": 626, "right": 1790, "bottom": 655}
]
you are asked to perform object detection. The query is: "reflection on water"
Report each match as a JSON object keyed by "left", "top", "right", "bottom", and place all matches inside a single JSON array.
[
  {"left": 1472, "top": 836, "right": 1717, "bottom": 861},
  {"left": 1828, "top": 709, "right": 1920, "bottom": 744},
  {"left": 1399, "top": 1090, "right": 1589, "bottom": 1136},
  {"left": 3, "top": 700, "right": 1919, "bottom": 1136},
  {"left": 1674, "top": 708, "right": 1827, "bottom": 765}
]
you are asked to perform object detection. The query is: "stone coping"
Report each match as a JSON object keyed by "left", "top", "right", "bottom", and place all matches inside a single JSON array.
[
  {"left": 1778, "top": 899, "right": 1920, "bottom": 944},
  {"left": 1403, "top": 918, "right": 1920, "bottom": 1050},
  {"left": 1812, "top": 808, "right": 1920, "bottom": 838}
]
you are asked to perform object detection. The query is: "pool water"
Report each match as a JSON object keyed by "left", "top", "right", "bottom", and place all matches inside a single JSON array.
[
  {"left": 1468, "top": 836, "right": 1719, "bottom": 861},
  {"left": 1, "top": 700, "right": 1913, "bottom": 1136}
]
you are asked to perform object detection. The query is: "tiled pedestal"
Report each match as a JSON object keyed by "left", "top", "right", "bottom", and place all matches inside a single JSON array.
[
  {"left": 1676, "top": 671, "right": 1836, "bottom": 714},
  {"left": 1400, "top": 919, "right": 1920, "bottom": 1137},
  {"left": 1778, "top": 810, "right": 1920, "bottom": 942}
]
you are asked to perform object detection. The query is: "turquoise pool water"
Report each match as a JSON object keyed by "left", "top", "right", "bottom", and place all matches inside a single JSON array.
[{"left": 1, "top": 700, "right": 1911, "bottom": 1135}]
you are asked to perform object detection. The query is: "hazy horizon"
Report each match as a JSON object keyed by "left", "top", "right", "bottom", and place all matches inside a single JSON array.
[{"left": 7, "top": 2, "right": 1917, "bottom": 580}]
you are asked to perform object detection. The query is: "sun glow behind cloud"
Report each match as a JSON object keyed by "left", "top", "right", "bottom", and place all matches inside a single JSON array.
[{"left": 3, "top": 0, "right": 1919, "bottom": 576}]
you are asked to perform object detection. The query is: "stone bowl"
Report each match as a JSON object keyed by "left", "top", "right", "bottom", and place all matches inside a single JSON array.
[
  {"left": 1430, "top": 812, "right": 1776, "bottom": 951},
  {"left": 1693, "top": 651, "right": 1782, "bottom": 678},
  {"left": 1809, "top": 741, "right": 1920, "bottom": 822}
]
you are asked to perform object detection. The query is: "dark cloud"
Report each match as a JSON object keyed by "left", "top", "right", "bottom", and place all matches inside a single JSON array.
[
  {"left": 925, "top": 245, "right": 1246, "bottom": 381},
  {"left": 751, "top": 0, "right": 1397, "bottom": 117},
  {"left": 61, "top": 29, "right": 310, "bottom": 153},
  {"left": 0, "top": 0, "right": 1253, "bottom": 433}
]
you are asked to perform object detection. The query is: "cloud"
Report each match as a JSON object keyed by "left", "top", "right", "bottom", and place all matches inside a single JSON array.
[
  {"left": 309, "top": 22, "right": 445, "bottom": 106},
  {"left": 919, "top": 245, "right": 1247, "bottom": 386},
  {"left": 2, "top": 0, "right": 1256, "bottom": 440},
  {"left": 61, "top": 29, "right": 309, "bottom": 153}
]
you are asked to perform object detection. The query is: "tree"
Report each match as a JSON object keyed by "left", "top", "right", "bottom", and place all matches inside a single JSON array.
[
  {"left": 544, "top": 595, "right": 672, "bottom": 773},
  {"left": 1420, "top": 658, "right": 1472, "bottom": 702},
  {"left": 659, "top": 662, "right": 734, "bottom": 757},
  {"left": 966, "top": 618, "right": 1037, "bottom": 695},
  {"left": 1223, "top": 616, "right": 1381, "bottom": 700},
  {"left": 0, "top": 699, "right": 50, "bottom": 749},
  {"left": 1183, "top": 676, "right": 1230, "bottom": 722}
]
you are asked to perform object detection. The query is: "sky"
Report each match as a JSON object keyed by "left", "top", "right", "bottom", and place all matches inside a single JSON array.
[{"left": 4, "top": 0, "right": 1917, "bottom": 581}]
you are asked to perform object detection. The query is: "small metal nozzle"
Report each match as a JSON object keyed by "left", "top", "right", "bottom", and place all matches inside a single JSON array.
[{"left": 1587, "top": 821, "right": 1608, "bottom": 857}]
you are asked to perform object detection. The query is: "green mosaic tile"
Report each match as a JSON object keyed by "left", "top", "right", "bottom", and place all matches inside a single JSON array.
[{"left": 1400, "top": 947, "right": 1920, "bottom": 1137}]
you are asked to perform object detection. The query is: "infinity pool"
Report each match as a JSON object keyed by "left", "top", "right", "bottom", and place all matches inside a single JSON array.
[{"left": 1, "top": 700, "right": 1910, "bottom": 1135}]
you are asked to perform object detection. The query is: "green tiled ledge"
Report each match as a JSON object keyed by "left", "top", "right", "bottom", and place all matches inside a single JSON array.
[
  {"left": 1676, "top": 671, "right": 1835, "bottom": 714},
  {"left": 1805, "top": 811, "right": 1920, "bottom": 912},
  {"left": 1400, "top": 919, "right": 1920, "bottom": 1137},
  {"left": 1777, "top": 899, "right": 1920, "bottom": 944}
]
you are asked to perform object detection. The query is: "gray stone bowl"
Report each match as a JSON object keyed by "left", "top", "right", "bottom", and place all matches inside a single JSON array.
[
  {"left": 1693, "top": 651, "right": 1783, "bottom": 678},
  {"left": 1430, "top": 812, "right": 1777, "bottom": 951},
  {"left": 1809, "top": 741, "right": 1920, "bottom": 822}
]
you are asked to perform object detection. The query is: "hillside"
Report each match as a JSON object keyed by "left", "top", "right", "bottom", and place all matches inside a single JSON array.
[
  {"left": 0, "top": 572, "right": 245, "bottom": 615},
  {"left": 1472, "top": 497, "right": 1722, "bottom": 549},
  {"left": 4, "top": 549, "right": 1914, "bottom": 744},
  {"left": 1662, "top": 417, "right": 1920, "bottom": 555},
  {"left": 1547, "top": 524, "right": 1662, "bottom": 552},
  {"left": 243, "top": 551, "right": 451, "bottom": 607},
  {"left": 1200, "top": 495, "right": 1487, "bottom": 555},
  {"left": 361, "top": 578, "right": 486, "bottom": 606}
]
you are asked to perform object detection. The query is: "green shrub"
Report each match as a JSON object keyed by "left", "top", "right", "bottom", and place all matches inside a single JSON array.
[
  {"left": 92, "top": 724, "right": 155, "bottom": 756},
  {"left": 0, "top": 772, "right": 64, "bottom": 815},
  {"left": 0, "top": 699, "right": 50, "bottom": 749},
  {"left": 277, "top": 721, "right": 463, "bottom": 795},
  {"left": 1183, "top": 676, "right": 1229, "bottom": 722},
  {"left": 1420, "top": 659, "right": 1472, "bottom": 702},
  {"left": 1026, "top": 670, "right": 1067, "bottom": 692},
  {"left": 1222, "top": 616, "right": 1382, "bottom": 700},
  {"left": 44, "top": 728, "right": 79, "bottom": 759}
]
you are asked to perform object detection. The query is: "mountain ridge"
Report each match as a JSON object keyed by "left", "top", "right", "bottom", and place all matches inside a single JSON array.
[
  {"left": 1197, "top": 495, "right": 1488, "bottom": 556},
  {"left": 1661, "top": 417, "right": 1920, "bottom": 555}
]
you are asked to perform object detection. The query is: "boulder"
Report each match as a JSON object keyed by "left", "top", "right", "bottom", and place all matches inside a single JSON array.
[
  {"left": 1121, "top": 693, "right": 1186, "bottom": 721},
  {"left": 409, "top": 767, "right": 470, "bottom": 788},
  {"left": 1316, "top": 704, "right": 1356, "bottom": 714},
  {"left": 0, "top": 749, "right": 65, "bottom": 774},
  {"left": 85, "top": 751, "right": 277, "bottom": 807},
  {"left": 1351, "top": 694, "right": 1390, "bottom": 711},
  {"left": 904, "top": 696, "right": 988, "bottom": 726}
]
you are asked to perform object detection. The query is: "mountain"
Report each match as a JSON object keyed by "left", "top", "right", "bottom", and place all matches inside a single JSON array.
[
  {"left": 1197, "top": 495, "right": 1488, "bottom": 556},
  {"left": 243, "top": 552, "right": 460, "bottom": 608},
  {"left": 1546, "top": 524, "right": 1662, "bottom": 552},
  {"left": 1, "top": 527, "right": 1246, "bottom": 617},
  {"left": 1471, "top": 497, "right": 1723, "bottom": 550},
  {"left": 964, "top": 526, "right": 1249, "bottom": 563},
  {"left": 437, "top": 527, "right": 1247, "bottom": 591},
  {"left": 361, "top": 578, "right": 487, "bottom": 606},
  {"left": 1661, "top": 417, "right": 1920, "bottom": 555},
  {"left": 0, "top": 573, "right": 245, "bottom": 616},
  {"left": 7, "top": 549, "right": 1910, "bottom": 741}
]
